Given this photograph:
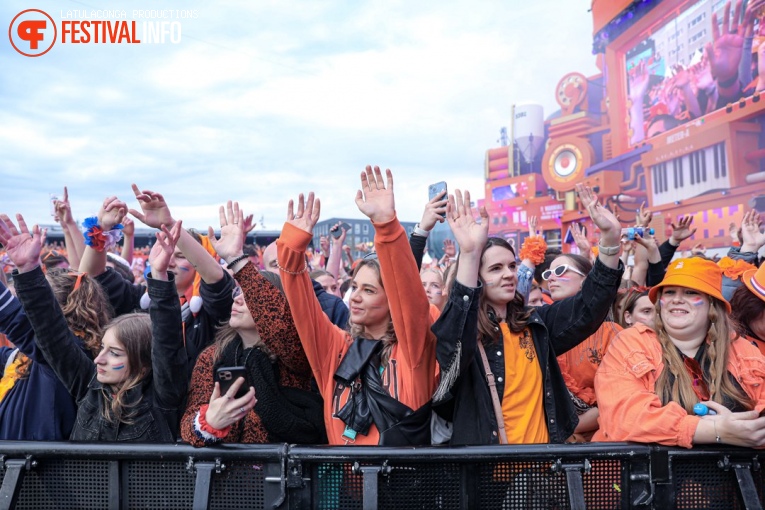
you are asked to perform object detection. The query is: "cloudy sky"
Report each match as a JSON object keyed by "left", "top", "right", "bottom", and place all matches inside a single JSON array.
[{"left": 1, "top": 0, "right": 599, "bottom": 232}]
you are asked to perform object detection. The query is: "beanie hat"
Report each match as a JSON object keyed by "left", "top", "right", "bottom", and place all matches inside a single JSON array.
[{"left": 649, "top": 257, "right": 730, "bottom": 313}]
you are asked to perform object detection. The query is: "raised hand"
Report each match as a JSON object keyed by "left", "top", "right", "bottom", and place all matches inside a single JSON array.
[
  {"left": 576, "top": 183, "right": 621, "bottom": 246},
  {"left": 0, "top": 214, "right": 46, "bottom": 273},
  {"left": 129, "top": 184, "right": 175, "bottom": 229},
  {"left": 670, "top": 216, "right": 696, "bottom": 245},
  {"left": 97, "top": 196, "right": 127, "bottom": 231},
  {"left": 636, "top": 201, "right": 653, "bottom": 228},
  {"left": 740, "top": 210, "right": 765, "bottom": 252},
  {"left": 121, "top": 217, "right": 135, "bottom": 238},
  {"left": 286, "top": 192, "right": 320, "bottom": 234},
  {"left": 528, "top": 215, "right": 538, "bottom": 237},
  {"left": 446, "top": 190, "right": 488, "bottom": 255},
  {"left": 149, "top": 221, "right": 183, "bottom": 280},
  {"left": 209, "top": 201, "right": 245, "bottom": 262},
  {"left": 330, "top": 221, "right": 348, "bottom": 246},
  {"left": 354, "top": 166, "right": 395, "bottom": 224},
  {"left": 53, "top": 186, "right": 74, "bottom": 225},
  {"left": 628, "top": 60, "right": 651, "bottom": 101},
  {"left": 707, "top": 1, "right": 745, "bottom": 84},
  {"left": 420, "top": 188, "right": 447, "bottom": 231},
  {"left": 443, "top": 238, "right": 457, "bottom": 259},
  {"left": 570, "top": 222, "right": 591, "bottom": 254}
]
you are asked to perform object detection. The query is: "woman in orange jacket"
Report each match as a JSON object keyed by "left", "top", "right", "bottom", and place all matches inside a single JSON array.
[
  {"left": 276, "top": 166, "right": 436, "bottom": 446},
  {"left": 594, "top": 257, "right": 765, "bottom": 448}
]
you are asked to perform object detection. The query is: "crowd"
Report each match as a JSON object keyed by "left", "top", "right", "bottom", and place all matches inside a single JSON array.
[{"left": 0, "top": 166, "right": 764, "bottom": 450}]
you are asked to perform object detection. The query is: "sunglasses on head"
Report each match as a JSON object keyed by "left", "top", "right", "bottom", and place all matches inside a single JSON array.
[
  {"left": 42, "top": 250, "right": 62, "bottom": 262},
  {"left": 362, "top": 251, "right": 379, "bottom": 261},
  {"left": 542, "top": 264, "right": 586, "bottom": 281},
  {"left": 67, "top": 271, "right": 87, "bottom": 291}
]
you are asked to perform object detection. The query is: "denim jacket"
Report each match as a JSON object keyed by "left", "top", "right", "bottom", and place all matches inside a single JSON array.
[
  {"left": 432, "top": 258, "right": 623, "bottom": 445},
  {"left": 14, "top": 267, "right": 187, "bottom": 442}
]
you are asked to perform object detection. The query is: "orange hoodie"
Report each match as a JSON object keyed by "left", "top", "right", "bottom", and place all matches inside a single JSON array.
[
  {"left": 277, "top": 217, "right": 436, "bottom": 445},
  {"left": 593, "top": 323, "right": 765, "bottom": 448}
]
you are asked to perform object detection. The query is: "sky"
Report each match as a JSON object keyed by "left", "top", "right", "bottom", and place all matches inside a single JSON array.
[{"left": 1, "top": 0, "right": 600, "bottom": 233}]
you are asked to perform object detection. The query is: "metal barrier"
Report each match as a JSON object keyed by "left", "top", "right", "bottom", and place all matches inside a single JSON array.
[{"left": 0, "top": 442, "right": 762, "bottom": 509}]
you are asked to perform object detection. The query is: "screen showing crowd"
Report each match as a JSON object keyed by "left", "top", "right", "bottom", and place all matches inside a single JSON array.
[{"left": 625, "top": 0, "right": 765, "bottom": 145}]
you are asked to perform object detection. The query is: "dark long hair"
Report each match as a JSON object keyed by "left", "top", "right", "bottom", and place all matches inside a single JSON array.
[{"left": 478, "top": 237, "right": 532, "bottom": 344}]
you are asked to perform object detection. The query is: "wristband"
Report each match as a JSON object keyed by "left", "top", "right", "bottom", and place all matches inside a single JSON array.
[
  {"left": 226, "top": 254, "right": 248, "bottom": 269},
  {"left": 412, "top": 224, "right": 430, "bottom": 238},
  {"left": 82, "top": 217, "right": 123, "bottom": 252},
  {"left": 198, "top": 404, "right": 231, "bottom": 439},
  {"left": 598, "top": 243, "right": 621, "bottom": 256}
]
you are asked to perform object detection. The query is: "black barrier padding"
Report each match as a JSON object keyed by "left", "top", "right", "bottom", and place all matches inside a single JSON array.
[
  {"left": 125, "top": 460, "right": 195, "bottom": 509},
  {"left": 673, "top": 458, "right": 765, "bottom": 510},
  {"left": 478, "top": 459, "right": 624, "bottom": 509},
  {"left": 312, "top": 462, "right": 462, "bottom": 509},
  {"left": 209, "top": 461, "right": 265, "bottom": 510},
  {"left": 7, "top": 459, "right": 110, "bottom": 509}
]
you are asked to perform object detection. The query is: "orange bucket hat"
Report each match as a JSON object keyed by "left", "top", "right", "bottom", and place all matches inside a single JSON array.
[
  {"left": 648, "top": 257, "right": 731, "bottom": 313},
  {"left": 742, "top": 263, "right": 765, "bottom": 304}
]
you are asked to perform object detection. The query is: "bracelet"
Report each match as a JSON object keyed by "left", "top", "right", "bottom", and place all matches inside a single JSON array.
[
  {"left": 412, "top": 223, "right": 430, "bottom": 238},
  {"left": 81, "top": 217, "right": 123, "bottom": 252},
  {"left": 226, "top": 254, "right": 248, "bottom": 269},
  {"left": 276, "top": 260, "right": 308, "bottom": 275},
  {"left": 714, "top": 420, "right": 721, "bottom": 444},
  {"left": 598, "top": 243, "right": 621, "bottom": 256},
  {"left": 198, "top": 404, "right": 231, "bottom": 439}
]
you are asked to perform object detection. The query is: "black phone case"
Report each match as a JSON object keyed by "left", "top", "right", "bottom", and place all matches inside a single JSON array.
[{"left": 215, "top": 366, "right": 249, "bottom": 399}]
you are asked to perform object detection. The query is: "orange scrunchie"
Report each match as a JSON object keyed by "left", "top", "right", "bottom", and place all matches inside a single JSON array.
[{"left": 519, "top": 236, "right": 548, "bottom": 266}]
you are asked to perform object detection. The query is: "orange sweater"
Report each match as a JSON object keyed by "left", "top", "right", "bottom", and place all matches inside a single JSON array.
[
  {"left": 593, "top": 323, "right": 765, "bottom": 448},
  {"left": 277, "top": 217, "right": 436, "bottom": 445}
]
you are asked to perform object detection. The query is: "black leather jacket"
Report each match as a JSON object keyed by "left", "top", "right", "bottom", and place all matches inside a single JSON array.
[
  {"left": 432, "top": 258, "right": 623, "bottom": 445},
  {"left": 14, "top": 267, "right": 186, "bottom": 442}
]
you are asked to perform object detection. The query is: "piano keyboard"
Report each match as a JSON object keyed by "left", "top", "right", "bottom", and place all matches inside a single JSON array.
[{"left": 649, "top": 142, "right": 730, "bottom": 206}]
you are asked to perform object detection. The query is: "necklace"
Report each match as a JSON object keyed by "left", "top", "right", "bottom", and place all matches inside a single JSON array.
[{"left": 235, "top": 341, "right": 255, "bottom": 367}]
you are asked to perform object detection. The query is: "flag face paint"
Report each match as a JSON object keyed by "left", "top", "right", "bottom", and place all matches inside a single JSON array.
[
  {"left": 689, "top": 296, "right": 705, "bottom": 307},
  {"left": 177, "top": 266, "right": 190, "bottom": 272},
  {"left": 112, "top": 363, "right": 125, "bottom": 371}
]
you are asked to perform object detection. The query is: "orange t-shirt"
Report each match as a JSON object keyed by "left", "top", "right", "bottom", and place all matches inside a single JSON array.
[{"left": 500, "top": 324, "right": 549, "bottom": 444}]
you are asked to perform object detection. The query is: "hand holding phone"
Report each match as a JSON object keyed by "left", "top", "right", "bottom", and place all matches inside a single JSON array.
[
  {"left": 215, "top": 366, "right": 249, "bottom": 399},
  {"left": 331, "top": 222, "right": 351, "bottom": 239},
  {"left": 428, "top": 182, "right": 448, "bottom": 219}
]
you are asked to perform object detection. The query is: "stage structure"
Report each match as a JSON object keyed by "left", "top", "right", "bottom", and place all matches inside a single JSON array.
[{"left": 482, "top": 0, "right": 765, "bottom": 255}]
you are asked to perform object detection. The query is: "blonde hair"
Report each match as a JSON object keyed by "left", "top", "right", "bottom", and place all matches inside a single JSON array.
[
  {"left": 348, "top": 258, "right": 396, "bottom": 367},
  {"left": 654, "top": 294, "right": 753, "bottom": 413}
]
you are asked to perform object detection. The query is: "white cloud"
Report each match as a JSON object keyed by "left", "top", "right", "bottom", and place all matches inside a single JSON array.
[{"left": 0, "top": 0, "right": 598, "bottom": 232}]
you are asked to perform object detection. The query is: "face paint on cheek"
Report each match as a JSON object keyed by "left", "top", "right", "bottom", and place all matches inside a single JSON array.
[
  {"left": 689, "top": 296, "right": 705, "bottom": 307},
  {"left": 555, "top": 277, "right": 572, "bottom": 282},
  {"left": 177, "top": 266, "right": 190, "bottom": 272},
  {"left": 660, "top": 298, "right": 669, "bottom": 307},
  {"left": 112, "top": 363, "right": 125, "bottom": 371}
]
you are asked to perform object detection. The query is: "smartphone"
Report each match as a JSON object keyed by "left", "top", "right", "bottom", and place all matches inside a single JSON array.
[
  {"left": 50, "top": 194, "right": 59, "bottom": 217},
  {"left": 428, "top": 182, "right": 448, "bottom": 218},
  {"left": 331, "top": 222, "right": 352, "bottom": 239},
  {"left": 214, "top": 366, "right": 249, "bottom": 399}
]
